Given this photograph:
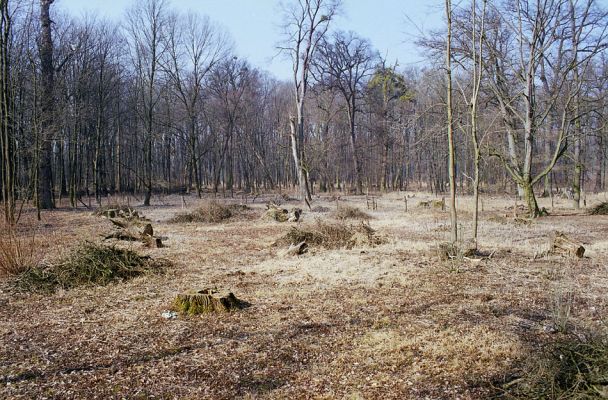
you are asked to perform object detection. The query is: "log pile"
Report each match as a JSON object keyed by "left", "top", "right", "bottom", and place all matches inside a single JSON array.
[{"left": 104, "top": 218, "right": 163, "bottom": 248}]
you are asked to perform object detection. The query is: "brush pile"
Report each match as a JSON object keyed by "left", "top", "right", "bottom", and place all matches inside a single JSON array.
[{"left": 15, "top": 242, "right": 168, "bottom": 293}]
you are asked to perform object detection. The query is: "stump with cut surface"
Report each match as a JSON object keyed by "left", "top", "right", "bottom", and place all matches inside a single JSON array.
[
  {"left": 174, "top": 288, "right": 247, "bottom": 315},
  {"left": 549, "top": 232, "right": 585, "bottom": 258}
]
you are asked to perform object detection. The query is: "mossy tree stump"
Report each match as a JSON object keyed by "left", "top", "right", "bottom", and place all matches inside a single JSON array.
[{"left": 174, "top": 288, "right": 247, "bottom": 315}]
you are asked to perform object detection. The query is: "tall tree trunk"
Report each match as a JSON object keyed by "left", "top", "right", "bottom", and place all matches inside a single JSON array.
[
  {"left": 348, "top": 104, "right": 363, "bottom": 195},
  {"left": 0, "top": 0, "right": 15, "bottom": 224},
  {"left": 446, "top": 0, "right": 458, "bottom": 243},
  {"left": 295, "top": 106, "right": 312, "bottom": 201},
  {"left": 38, "top": 0, "right": 55, "bottom": 209}
]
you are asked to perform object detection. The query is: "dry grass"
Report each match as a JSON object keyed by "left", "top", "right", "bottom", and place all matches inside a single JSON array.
[
  {"left": 1, "top": 192, "right": 608, "bottom": 399},
  {"left": 0, "top": 224, "right": 40, "bottom": 277},
  {"left": 335, "top": 204, "right": 371, "bottom": 220},
  {"left": 14, "top": 241, "right": 168, "bottom": 293},
  {"left": 169, "top": 201, "right": 248, "bottom": 223}
]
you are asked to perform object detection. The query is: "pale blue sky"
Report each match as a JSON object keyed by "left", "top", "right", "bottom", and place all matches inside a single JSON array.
[{"left": 56, "top": 0, "right": 443, "bottom": 80}]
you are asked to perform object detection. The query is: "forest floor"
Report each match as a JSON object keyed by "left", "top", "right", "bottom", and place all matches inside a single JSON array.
[{"left": 1, "top": 191, "right": 607, "bottom": 399}]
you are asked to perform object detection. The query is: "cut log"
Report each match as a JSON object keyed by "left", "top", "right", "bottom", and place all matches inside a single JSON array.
[
  {"left": 105, "top": 220, "right": 163, "bottom": 248},
  {"left": 174, "top": 288, "right": 247, "bottom": 315},
  {"left": 281, "top": 241, "right": 308, "bottom": 256},
  {"left": 549, "top": 232, "right": 585, "bottom": 258}
]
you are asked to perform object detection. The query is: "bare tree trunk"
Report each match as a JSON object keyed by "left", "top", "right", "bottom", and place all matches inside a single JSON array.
[
  {"left": 446, "top": 0, "right": 458, "bottom": 243},
  {"left": 38, "top": 0, "right": 55, "bottom": 209},
  {"left": 0, "top": 0, "right": 14, "bottom": 223},
  {"left": 348, "top": 105, "right": 363, "bottom": 195},
  {"left": 570, "top": 0, "right": 582, "bottom": 209}
]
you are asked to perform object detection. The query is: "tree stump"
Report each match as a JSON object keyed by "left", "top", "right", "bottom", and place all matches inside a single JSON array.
[
  {"left": 549, "top": 232, "right": 585, "bottom": 258},
  {"left": 174, "top": 288, "right": 247, "bottom": 315}
]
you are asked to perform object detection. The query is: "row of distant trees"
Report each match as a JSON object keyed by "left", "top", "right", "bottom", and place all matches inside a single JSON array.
[{"left": 0, "top": 0, "right": 607, "bottom": 225}]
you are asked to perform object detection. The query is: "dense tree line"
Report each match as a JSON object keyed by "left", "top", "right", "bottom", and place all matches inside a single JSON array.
[{"left": 0, "top": 0, "right": 607, "bottom": 223}]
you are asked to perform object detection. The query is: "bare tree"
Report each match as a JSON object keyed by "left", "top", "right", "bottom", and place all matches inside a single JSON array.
[
  {"left": 486, "top": 0, "right": 607, "bottom": 217},
  {"left": 38, "top": 0, "right": 54, "bottom": 209},
  {"left": 0, "top": 0, "right": 14, "bottom": 223},
  {"left": 313, "top": 30, "right": 377, "bottom": 194},
  {"left": 126, "top": 0, "right": 168, "bottom": 206},
  {"left": 279, "top": 0, "right": 340, "bottom": 203},
  {"left": 164, "top": 11, "right": 230, "bottom": 197}
]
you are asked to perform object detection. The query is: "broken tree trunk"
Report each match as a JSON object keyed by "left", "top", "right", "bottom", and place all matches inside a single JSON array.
[
  {"left": 174, "top": 288, "right": 247, "bottom": 315},
  {"left": 549, "top": 232, "right": 585, "bottom": 258}
]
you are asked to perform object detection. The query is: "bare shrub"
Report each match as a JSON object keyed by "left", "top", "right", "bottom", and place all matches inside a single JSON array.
[{"left": 0, "top": 225, "right": 40, "bottom": 278}]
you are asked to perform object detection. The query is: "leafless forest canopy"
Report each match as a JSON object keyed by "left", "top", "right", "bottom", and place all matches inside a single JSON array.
[{"left": 0, "top": 0, "right": 606, "bottom": 220}]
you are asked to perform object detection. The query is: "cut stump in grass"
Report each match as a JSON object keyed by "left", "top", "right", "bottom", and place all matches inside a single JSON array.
[
  {"left": 549, "top": 232, "right": 585, "bottom": 258},
  {"left": 174, "top": 288, "right": 248, "bottom": 315}
]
